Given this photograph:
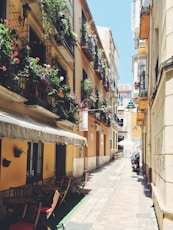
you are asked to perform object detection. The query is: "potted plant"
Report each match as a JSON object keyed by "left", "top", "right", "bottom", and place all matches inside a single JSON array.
[
  {"left": 13, "top": 146, "right": 24, "bottom": 158},
  {"left": 83, "top": 78, "right": 92, "bottom": 96},
  {"left": 39, "top": 0, "right": 77, "bottom": 45},
  {"left": 0, "top": 19, "right": 23, "bottom": 91}
]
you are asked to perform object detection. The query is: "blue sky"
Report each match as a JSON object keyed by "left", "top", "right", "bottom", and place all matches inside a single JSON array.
[{"left": 87, "top": 0, "right": 136, "bottom": 86}]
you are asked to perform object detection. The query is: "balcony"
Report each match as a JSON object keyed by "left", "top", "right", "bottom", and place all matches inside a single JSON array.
[
  {"left": 81, "top": 34, "right": 96, "bottom": 62},
  {"left": 139, "top": 6, "right": 150, "bottom": 39},
  {"left": 113, "top": 114, "right": 123, "bottom": 127},
  {"left": 138, "top": 98, "right": 148, "bottom": 111},
  {"left": 136, "top": 120, "right": 143, "bottom": 126},
  {"left": 137, "top": 112, "right": 144, "bottom": 121},
  {"left": 102, "top": 76, "right": 110, "bottom": 92},
  {"left": 54, "top": 34, "right": 75, "bottom": 63},
  {"left": 138, "top": 44, "right": 147, "bottom": 54},
  {"left": 136, "top": 109, "right": 145, "bottom": 126},
  {"left": 94, "top": 59, "right": 105, "bottom": 80},
  {"left": 103, "top": 81, "right": 110, "bottom": 92}
]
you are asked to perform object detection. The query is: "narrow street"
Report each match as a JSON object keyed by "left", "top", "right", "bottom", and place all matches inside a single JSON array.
[{"left": 63, "top": 157, "right": 159, "bottom": 230}]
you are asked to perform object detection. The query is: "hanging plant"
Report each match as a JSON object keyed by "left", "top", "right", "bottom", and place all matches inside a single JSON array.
[
  {"left": 39, "top": 0, "right": 77, "bottom": 44},
  {"left": 3, "top": 159, "right": 11, "bottom": 167},
  {"left": 13, "top": 146, "right": 24, "bottom": 158},
  {"left": 97, "top": 48, "right": 104, "bottom": 58},
  {"left": 98, "top": 92, "right": 104, "bottom": 108},
  {"left": 52, "top": 93, "right": 79, "bottom": 124},
  {"left": 83, "top": 78, "right": 92, "bottom": 96}
]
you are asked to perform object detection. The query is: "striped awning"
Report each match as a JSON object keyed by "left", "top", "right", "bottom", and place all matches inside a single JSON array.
[{"left": 0, "top": 109, "right": 87, "bottom": 146}]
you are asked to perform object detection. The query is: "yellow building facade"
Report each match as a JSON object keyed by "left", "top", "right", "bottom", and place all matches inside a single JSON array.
[
  {"left": 0, "top": 0, "right": 119, "bottom": 220},
  {"left": 133, "top": 0, "right": 173, "bottom": 228}
]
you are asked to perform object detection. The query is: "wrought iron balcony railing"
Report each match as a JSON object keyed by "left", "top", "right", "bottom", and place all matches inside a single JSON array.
[{"left": 81, "top": 30, "right": 96, "bottom": 62}]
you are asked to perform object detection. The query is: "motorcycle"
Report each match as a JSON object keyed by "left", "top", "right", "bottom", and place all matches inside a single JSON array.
[{"left": 131, "top": 153, "right": 140, "bottom": 171}]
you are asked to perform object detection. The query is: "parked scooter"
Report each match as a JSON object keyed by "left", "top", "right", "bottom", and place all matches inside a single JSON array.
[{"left": 131, "top": 152, "right": 140, "bottom": 172}]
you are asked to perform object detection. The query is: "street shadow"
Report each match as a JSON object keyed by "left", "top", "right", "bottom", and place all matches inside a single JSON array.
[
  {"left": 136, "top": 167, "right": 151, "bottom": 198},
  {"left": 0, "top": 192, "right": 87, "bottom": 230}
]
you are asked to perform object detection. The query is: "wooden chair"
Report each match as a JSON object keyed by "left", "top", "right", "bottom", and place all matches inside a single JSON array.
[
  {"left": 9, "top": 186, "right": 25, "bottom": 197},
  {"left": 39, "top": 190, "right": 64, "bottom": 230},
  {"left": 6, "top": 186, "right": 25, "bottom": 219},
  {"left": 74, "top": 171, "right": 89, "bottom": 196},
  {"left": 54, "top": 176, "right": 65, "bottom": 188},
  {"left": 58, "top": 177, "right": 72, "bottom": 207},
  {"left": 9, "top": 200, "right": 42, "bottom": 230},
  {"left": 40, "top": 190, "right": 60, "bottom": 219}
]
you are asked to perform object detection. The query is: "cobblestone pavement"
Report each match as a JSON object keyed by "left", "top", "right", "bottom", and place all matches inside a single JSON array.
[{"left": 64, "top": 157, "right": 159, "bottom": 230}]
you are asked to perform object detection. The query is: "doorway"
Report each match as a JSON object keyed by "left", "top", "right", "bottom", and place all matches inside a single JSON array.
[
  {"left": 96, "top": 131, "right": 100, "bottom": 167},
  {"left": 55, "top": 145, "right": 66, "bottom": 180}
]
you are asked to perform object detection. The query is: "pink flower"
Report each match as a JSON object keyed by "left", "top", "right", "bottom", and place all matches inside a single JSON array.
[
  {"left": 46, "top": 64, "right": 51, "bottom": 70},
  {"left": 35, "top": 57, "right": 40, "bottom": 62},
  {"left": 2, "top": 66, "right": 7, "bottom": 72},
  {"left": 13, "top": 51, "right": 18, "bottom": 57},
  {"left": 14, "top": 58, "right": 20, "bottom": 64},
  {"left": 4, "top": 19, "right": 10, "bottom": 26},
  {"left": 11, "top": 45, "right": 16, "bottom": 50},
  {"left": 44, "top": 64, "right": 51, "bottom": 70}
]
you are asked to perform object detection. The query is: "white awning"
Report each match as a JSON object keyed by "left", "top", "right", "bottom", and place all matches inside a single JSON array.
[
  {"left": 118, "top": 139, "right": 135, "bottom": 146},
  {"left": 0, "top": 109, "right": 87, "bottom": 146}
]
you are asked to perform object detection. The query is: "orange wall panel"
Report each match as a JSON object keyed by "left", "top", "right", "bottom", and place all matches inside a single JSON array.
[{"left": 0, "top": 138, "right": 27, "bottom": 191}]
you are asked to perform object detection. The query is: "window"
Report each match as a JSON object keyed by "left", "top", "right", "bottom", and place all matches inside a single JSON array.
[
  {"left": 120, "top": 95, "right": 123, "bottom": 106},
  {"left": 81, "top": 69, "right": 88, "bottom": 101},
  {"left": 0, "top": 0, "right": 6, "bottom": 19},
  {"left": 29, "top": 28, "right": 46, "bottom": 65},
  {"left": 26, "top": 142, "right": 43, "bottom": 184},
  {"left": 112, "top": 131, "right": 115, "bottom": 149}
]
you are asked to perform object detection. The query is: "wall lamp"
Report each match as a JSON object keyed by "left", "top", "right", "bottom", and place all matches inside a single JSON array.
[{"left": 18, "top": 3, "right": 31, "bottom": 25}]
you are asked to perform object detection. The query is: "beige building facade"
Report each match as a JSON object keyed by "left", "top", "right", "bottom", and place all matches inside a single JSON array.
[{"left": 132, "top": 0, "right": 173, "bottom": 229}]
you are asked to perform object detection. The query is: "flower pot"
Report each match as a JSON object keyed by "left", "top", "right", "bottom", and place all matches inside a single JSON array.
[
  {"left": 57, "top": 89, "right": 65, "bottom": 98},
  {"left": 3, "top": 159, "right": 11, "bottom": 167},
  {"left": 14, "top": 147, "right": 23, "bottom": 158}
]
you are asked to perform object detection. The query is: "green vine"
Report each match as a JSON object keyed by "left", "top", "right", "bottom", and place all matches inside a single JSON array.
[{"left": 39, "top": 0, "right": 77, "bottom": 44}]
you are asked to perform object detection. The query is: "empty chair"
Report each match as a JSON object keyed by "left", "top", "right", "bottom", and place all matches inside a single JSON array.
[
  {"left": 74, "top": 171, "right": 89, "bottom": 196},
  {"left": 40, "top": 190, "right": 60, "bottom": 220},
  {"left": 58, "top": 177, "right": 72, "bottom": 207},
  {"left": 39, "top": 190, "right": 64, "bottom": 230},
  {"left": 9, "top": 200, "right": 42, "bottom": 230},
  {"left": 9, "top": 186, "right": 25, "bottom": 197},
  {"left": 6, "top": 186, "right": 25, "bottom": 219}
]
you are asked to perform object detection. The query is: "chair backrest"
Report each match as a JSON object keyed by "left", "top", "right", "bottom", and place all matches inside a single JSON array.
[
  {"left": 22, "top": 201, "right": 42, "bottom": 228},
  {"left": 84, "top": 172, "right": 89, "bottom": 183},
  {"left": 47, "top": 190, "right": 60, "bottom": 219},
  {"left": 9, "top": 186, "right": 25, "bottom": 197},
  {"left": 58, "top": 177, "right": 72, "bottom": 207}
]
